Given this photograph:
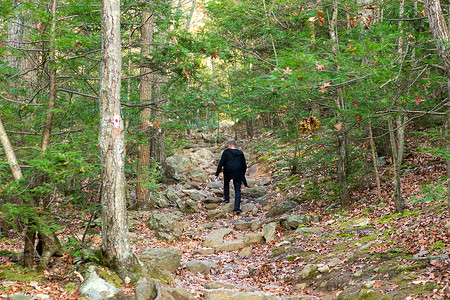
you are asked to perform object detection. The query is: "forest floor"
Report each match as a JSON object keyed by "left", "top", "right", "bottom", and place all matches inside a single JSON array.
[{"left": 0, "top": 132, "right": 449, "bottom": 300}]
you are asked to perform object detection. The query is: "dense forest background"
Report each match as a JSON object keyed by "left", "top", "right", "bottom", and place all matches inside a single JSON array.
[{"left": 0, "top": 0, "right": 449, "bottom": 299}]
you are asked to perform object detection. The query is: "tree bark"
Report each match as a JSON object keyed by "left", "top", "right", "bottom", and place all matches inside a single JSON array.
[
  {"left": 388, "top": 118, "right": 404, "bottom": 212},
  {"left": 0, "top": 118, "right": 23, "bottom": 181},
  {"left": 136, "top": 9, "right": 155, "bottom": 209},
  {"left": 423, "top": 0, "right": 450, "bottom": 210},
  {"left": 368, "top": 121, "right": 382, "bottom": 203},
  {"left": 99, "top": 0, "right": 135, "bottom": 276},
  {"left": 329, "top": 0, "right": 350, "bottom": 208}
]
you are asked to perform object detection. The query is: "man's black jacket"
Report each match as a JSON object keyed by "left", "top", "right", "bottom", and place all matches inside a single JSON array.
[{"left": 215, "top": 148, "right": 248, "bottom": 186}]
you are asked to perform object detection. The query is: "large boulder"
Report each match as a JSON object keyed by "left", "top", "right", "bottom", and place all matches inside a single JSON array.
[
  {"left": 190, "top": 167, "right": 209, "bottom": 183},
  {"left": 139, "top": 248, "right": 182, "bottom": 273},
  {"left": 188, "top": 148, "right": 216, "bottom": 168},
  {"left": 146, "top": 211, "right": 187, "bottom": 240},
  {"left": 166, "top": 154, "right": 194, "bottom": 174}
]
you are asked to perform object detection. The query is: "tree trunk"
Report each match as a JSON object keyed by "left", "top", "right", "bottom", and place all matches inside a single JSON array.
[
  {"left": 329, "top": 0, "right": 350, "bottom": 208},
  {"left": 368, "top": 121, "right": 382, "bottom": 203},
  {"left": 388, "top": 118, "right": 404, "bottom": 212},
  {"left": 7, "top": 5, "right": 23, "bottom": 71},
  {"left": 0, "top": 117, "right": 23, "bottom": 180},
  {"left": 423, "top": 0, "right": 450, "bottom": 210},
  {"left": 136, "top": 9, "right": 155, "bottom": 209},
  {"left": 99, "top": 0, "right": 135, "bottom": 276}
]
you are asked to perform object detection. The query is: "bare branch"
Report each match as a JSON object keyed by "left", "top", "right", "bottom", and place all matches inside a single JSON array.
[{"left": 57, "top": 88, "right": 98, "bottom": 99}]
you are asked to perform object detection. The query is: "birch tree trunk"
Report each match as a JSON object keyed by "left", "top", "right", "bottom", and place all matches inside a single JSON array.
[
  {"left": 0, "top": 118, "right": 23, "bottom": 181},
  {"left": 99, "top": 0, "right": 135, "bottom": 274},
  {"left": 136, "top": 9, "right": 155, "bottom": 209},
  {"left": 423, "top": 0, "right": 450, "bottom": 210}
]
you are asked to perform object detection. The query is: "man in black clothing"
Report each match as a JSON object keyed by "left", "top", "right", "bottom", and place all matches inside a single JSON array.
[{"left": 215, "top": 140, "right": 248, "bottom": 214}]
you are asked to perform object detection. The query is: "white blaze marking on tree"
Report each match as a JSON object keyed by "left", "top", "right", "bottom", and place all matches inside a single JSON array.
[{"left": 113, "top": 115, "right": 120, "bottom": 128}]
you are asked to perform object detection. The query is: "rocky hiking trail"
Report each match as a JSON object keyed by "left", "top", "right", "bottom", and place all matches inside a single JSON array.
[
  {"left": 128, "top": 135, "right": 328, "bottom": 300},
  {"left": 1, "top": 129, "right": 449, "bottom": 300},
  {"left": 125, "top": 133, "right": 449, "bottom": 300}
]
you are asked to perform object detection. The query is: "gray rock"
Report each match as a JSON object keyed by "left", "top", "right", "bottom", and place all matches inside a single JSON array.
[
  {"left": 205, "top": 203, "right": 220, "bottom": 210},
  {"left": 166, "top": 154, "right": 193, "bottom": 174},
  {"left": 207, "top": 182, "right": 223, "bottom": 189},
  {"left": 146, "top": 211, "right": 182, "bottom": 230},
  {"left": 232, "top": 292, "right": 276, "bottom": 300},
  {"left": 266, "top": 201, "right": 298, "bottom": 218},
  {"left": 300, "top": 264, "right": 317, "bottom": 279},
  {"left": 194, "top": 248, "right": 216, "bottom": 255},
  {"left": 183, "top": 199, "right": 200, "bottom": 213},
  {"left": 242, "top": 233, "right": 264, "bottom": 245},
  {"left": 242, "top": 186, "right": 269, "bottom": 199},
  {"left": 146, "top": 211, "right": 187, "bottom": 240},
  {"left": 162, "top": 287, "right": 198, "bottom": 300},
  {"left": 9, "top": 294, "right": 33, "bottom": 300},
  {"left": 214, "top": 240, "right": 246, "bottom": 252},
  {"left": 184, "top": 259, "right": 216, "bottom": 274},
  {"left": 241, "top": 203, "right": 258, "bottom": 215},
  {"left": 206, "top": 210, "right": 226, "bottom": 220},
  {"left": 327, "top": 257, "right": 342, "bottom": 266},
  {"left": 234, "top": 219, "right": 253, "bottom": 231},
  {"left": 79, "top": 271, "right": 120, "bottom": 300},
  {"left": 35, "top": 295, "right": 52, "bottom": 299},
  {"left": 295, "top": 227, "right": 321, "bottom": 235},
  {"left": 182, "top": 189, "right": 208, "bottom": 201},
  {"left": 127, "top": 216, "right": 138, "bottom": 232},
  {"left": 279, "top": 215, "right": 307, "bottom": 230},
  {"left": 135, "top": 277, "right": 157, "bottom": 300},
  {"left": 1, "top": 280, "right": 18, "bottom": 287},
  {"left": 154, "top": 194, "right": 170, "bottom": 208},
  {"left": 251, "top": 220, "right": 262, "bottom": 231},
  {"left": 204, "top": 282, "right": 239, "bottom": 290},
  {"left": 166, "top": 189, "right": 181, "bottom": 203},
  {"left": 263, "top": 222, "right": 277, "bottom": 243},
  {"left": 204, "top": 289, "right": 233, "bottom": 300},
  {"left": 190, "top": 167, "right": 209, "bottom": 183},
  {"left": 139, "top": 248, "right": 182, "bottom": 273},
  {"left": 238, "top": 247, "right": 252, "bottom": 257},
  {"left": 203, "top": 227, "right": 233, "bottom": 247},
  {"left": 318, "top": 265, "right": 330, "bottom": 273},
  {"left": 346, "top": 217, "right": 371, "bottom": 228},
  {"left": 204, "top": 196, "right": 222, "bottom": 204}
]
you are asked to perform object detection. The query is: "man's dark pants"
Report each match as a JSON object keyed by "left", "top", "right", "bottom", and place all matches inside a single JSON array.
[{"left": 224, "top": 177, "right": 242, "bottom": 211}]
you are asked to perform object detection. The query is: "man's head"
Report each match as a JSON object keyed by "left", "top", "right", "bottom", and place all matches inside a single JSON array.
[{"left": 227, "top": 140, "right": 237, "bottom": 149}]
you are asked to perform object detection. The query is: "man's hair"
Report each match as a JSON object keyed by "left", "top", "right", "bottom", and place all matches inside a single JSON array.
[{"left": 228, "top": 140, "right": 237, "bottom": 147}]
